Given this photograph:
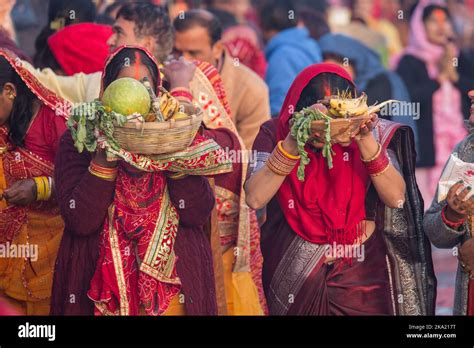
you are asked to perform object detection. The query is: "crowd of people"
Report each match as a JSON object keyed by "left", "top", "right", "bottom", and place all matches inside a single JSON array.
[{"left": 0, "top": 0, "right": 473, "bottom": 317}]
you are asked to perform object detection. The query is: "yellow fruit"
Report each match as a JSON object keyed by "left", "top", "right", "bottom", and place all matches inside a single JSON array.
[
  {"left": 159, "top": 93, "right": 180, "bottom": 120},
  {"left": 172, "top": 112, "right": 189, "bottom": 120}
]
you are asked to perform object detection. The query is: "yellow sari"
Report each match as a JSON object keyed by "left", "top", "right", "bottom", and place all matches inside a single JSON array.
[{"left": 0, "top": 49, "right": 68, "bottom": 315}]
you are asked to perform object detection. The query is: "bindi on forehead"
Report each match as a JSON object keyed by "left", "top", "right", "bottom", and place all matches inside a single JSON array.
[
  {"left": 432, "top": 9, "right": 447, "bottom": 23},
  {"left": 134, "top": 52, "right": 142, "bottom": 81}
]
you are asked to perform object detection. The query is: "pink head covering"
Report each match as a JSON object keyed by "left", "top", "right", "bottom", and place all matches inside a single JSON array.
[{"left": 404, "top": 0, "right": 450, "bottom": 79}]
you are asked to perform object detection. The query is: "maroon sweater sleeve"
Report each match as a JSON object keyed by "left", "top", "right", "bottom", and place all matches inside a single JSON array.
[
  {"left": 54, "top": 130, "right": 116, "bottom": 237},
  {"left": 167, "top": 175, "right": 215, "bottom": 227}
]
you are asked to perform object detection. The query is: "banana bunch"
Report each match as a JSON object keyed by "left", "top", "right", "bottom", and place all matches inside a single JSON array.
[
  {"left": 142, "top": 84, "right": 190, "bottom": 122},
  {"left": 159, "top": 88, "right": 181, "bottom": 121},
  {"left": 327, "top": 93, "right": 369, "bottom": 118}
]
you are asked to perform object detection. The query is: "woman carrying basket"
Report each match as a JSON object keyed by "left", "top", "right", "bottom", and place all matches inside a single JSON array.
[
  {"left": 245, "top": 63, "right": 436, "bottom": 315},
  {"left": 51, "top": 46, "right": 231, "bottom": 316}
]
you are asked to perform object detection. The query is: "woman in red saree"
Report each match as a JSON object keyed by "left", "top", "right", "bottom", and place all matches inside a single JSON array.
[
  {"left": 52, "top": 46, "right": 232, "bottom": 316},
  {"left": 0, "top": 49, "right": 69, "bottom": 315},
  {"left": 245, "top": 63, "right": 437, "bottom": 315}
]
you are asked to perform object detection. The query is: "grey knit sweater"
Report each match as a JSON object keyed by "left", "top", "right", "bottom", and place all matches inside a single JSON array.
[{"left": 423, "top": 134, "right": 474, "bottom": 315}]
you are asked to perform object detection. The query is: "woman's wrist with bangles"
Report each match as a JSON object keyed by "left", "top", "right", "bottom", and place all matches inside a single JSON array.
[
  {"left": 170, "top": 87, "right": 193, "bottom": 103},
  {"left": 89, "top": 161, "right": 118, "bottom": 181},
  {"left": 442, "top": 205, "right": 466, "bottom": 229},
  {"left": 361, "top": 142, "right": 391, "bottom": 177},
  {"left": 33, "top": 176, "right": 52, "bottom": 201},
  {"left": 266, "top": 140, "right": 300, "bottom": 176}
]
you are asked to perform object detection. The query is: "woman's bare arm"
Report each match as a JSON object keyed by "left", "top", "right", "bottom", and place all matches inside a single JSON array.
[
  {"left": 245, "top": 134, "right": 298, "bottom": 210},
  {"left": 357, "top": 132, "right": 406, "bottom": 209}
]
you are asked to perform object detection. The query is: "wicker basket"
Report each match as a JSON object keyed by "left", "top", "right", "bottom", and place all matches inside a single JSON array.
[
  {"left": 311, "top": 114, "right": 371, "bottom": 145},
  {"left": 113, "top": 103, "right": 203, "bottom": 155}
]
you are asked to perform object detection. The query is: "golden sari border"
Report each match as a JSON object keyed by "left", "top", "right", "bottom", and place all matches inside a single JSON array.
[
  {"left": 107, "top": 205, "right": 130, "bottom": 316},
  {"left": 107, "top": 139, "right": 232, "bottom": 175},
  {"left": 141, "top": 187, "right": 181, "bottom": 285}
]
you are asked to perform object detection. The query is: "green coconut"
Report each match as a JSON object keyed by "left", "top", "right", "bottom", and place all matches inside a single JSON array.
[{"left": 102, "top": 77, "right": 151, "bottom": 116}]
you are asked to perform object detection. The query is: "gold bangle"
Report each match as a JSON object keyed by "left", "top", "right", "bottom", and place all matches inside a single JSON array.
[
  {"left": 33, "top": 177, "right": 42, "bottom": 201},
  {"left": 34, "top": 176, "right": 51, "bottom": 201},
  {"left": 265, "top": 161, "right": 288, "bottom": 176},
  {"left": 266, "top": 148, "right": 298, "bottom": 176},
  {"left": 88, "top": 166, "right": 117, "bottom": 181},
  {"left": 277, "top": 140, "right": 301, "bottom": 160},
  {"left": 361, "top": 142, "right": 382, "bottom": 163},
  {"left": 44, "top": 176, "right": 52, "bottom": 200}
]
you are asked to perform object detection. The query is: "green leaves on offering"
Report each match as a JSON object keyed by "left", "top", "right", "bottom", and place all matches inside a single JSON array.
[
  {"left": 67, "top": 100, "right": 128, "bottom": 154},
  {"left": 290, "top": 107, "right": 334, "bottom": 181}
]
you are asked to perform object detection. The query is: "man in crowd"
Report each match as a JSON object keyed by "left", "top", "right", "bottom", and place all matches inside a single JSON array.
[
  {"left": 173, "top": 9, "right": 270, "bottom": 149},
  {"left": 257, "top": 0, "right": 322, "bottom": 116}
]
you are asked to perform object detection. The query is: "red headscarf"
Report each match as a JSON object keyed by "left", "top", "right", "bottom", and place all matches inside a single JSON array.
[
  {"left": 48, "top": 23, "right": 113, "bottom": 75},
  {"left": 277, "top": 63, "right": 369, "bottom": 245}
]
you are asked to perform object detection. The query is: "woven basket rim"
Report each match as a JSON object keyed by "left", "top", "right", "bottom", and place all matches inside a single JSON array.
[{"left": 115, "top": 107, "right": 203, "bottom": 130}]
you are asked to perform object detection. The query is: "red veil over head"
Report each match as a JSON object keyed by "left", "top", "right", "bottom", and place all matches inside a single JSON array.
[
  {"left": 276, "top": 63, "right": 369, "bottom": 246},
  {"left": 100, "top": 45, "right": 162, "bottom": 97}
]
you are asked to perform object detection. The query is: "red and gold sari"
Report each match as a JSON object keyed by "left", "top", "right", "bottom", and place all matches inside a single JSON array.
[
  {"left": 86, "top": 46, "right": 234, "bottom": 316},
  {"left": 251, "top": 64, "right": 436, "bottom": 316},
  {"left": 0, "top": 49, "right": 69, "bottom": 315}
]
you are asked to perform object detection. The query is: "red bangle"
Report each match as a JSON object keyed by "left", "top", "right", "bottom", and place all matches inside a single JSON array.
[
  {"left": 170, "top": 88, "right": 193, "bottom": 102},
  {"left": 441, "top": 205, "right": 465, "bottom": 228},
  {"left": 364, "top": 149, "right": 390, "bottom": 176}
]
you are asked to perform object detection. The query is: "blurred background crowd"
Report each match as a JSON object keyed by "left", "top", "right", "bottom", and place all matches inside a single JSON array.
[{"left": 1, "top": 0, "right": 474, "bottom": 315}]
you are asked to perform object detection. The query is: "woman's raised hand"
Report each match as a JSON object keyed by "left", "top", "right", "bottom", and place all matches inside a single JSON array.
[
  {"left": 306, "top": 103, "right": 328, "bottom": 149},
  {"left": 354, "top": 113, "right": 378, "bottom": 142},
  {"left": 282, "top": 132, "right": 299, "bottom": 156},
  {"left": 163, "top": 57, "right": 196, "bottom": 90}
]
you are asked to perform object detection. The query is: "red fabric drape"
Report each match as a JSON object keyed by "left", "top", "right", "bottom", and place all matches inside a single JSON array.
[{"left": 276, "top": 63, "right": 369, "bottom": 245}]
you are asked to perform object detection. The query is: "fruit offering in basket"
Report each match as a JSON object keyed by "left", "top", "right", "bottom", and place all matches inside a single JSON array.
[
  {"left": 102, "top": 77, "right": 151, "bottom": 118},
  {"left": 68, "top": 77, "right": 202, "bottom": 157},
  {"left": 290, "top": 91, "right": 399, "bottom": 180}
]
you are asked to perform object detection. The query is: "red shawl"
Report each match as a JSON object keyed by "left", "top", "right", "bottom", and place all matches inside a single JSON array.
[{"left": 276, "top": 63, "right": 369, "bottom": 245}]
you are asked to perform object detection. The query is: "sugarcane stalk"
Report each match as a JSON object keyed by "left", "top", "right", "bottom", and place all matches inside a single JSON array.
[{"left": 142, "top": 77, "right": 165, "bottom": 122}]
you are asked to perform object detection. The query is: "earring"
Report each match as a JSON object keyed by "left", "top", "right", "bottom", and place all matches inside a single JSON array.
[{"left": 8, "top": 94, "right": 15, "bottom": 100}]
